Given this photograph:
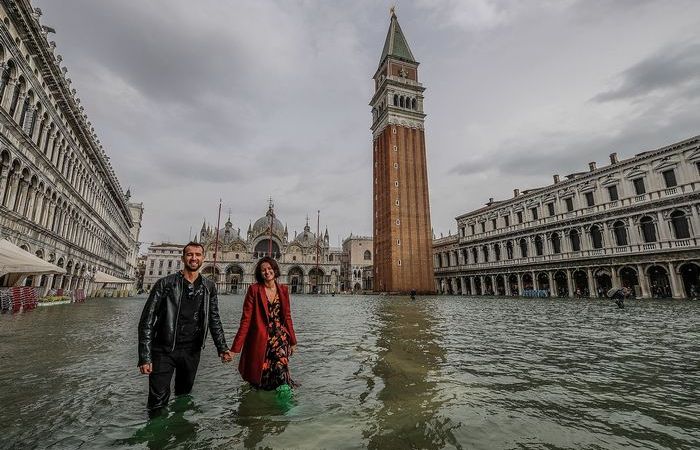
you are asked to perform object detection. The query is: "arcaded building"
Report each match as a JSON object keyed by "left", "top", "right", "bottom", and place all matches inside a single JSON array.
[
  {"left": 371, "top": 10, "right": 434, "bottom": 293},
  {"left": 0, "top": 2, "right": 141, "bottom": 294},
  {"left": 434, "top": 136, "right": 700, "bottom": 299}
]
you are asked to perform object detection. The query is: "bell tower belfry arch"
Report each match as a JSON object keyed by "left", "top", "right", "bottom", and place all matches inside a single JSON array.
[{"left": 370, "top": 9, "right": 435, "bottom": 293}]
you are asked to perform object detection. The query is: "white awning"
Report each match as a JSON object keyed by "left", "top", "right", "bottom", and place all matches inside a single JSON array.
[
  {"left": 93, "top": 271, "right": 131, "bottom": 284},
  {"left": 0, "top": 239, "right": 66, "bottom": 278}
]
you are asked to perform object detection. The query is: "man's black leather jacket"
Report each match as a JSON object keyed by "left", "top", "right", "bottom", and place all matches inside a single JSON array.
[{"left": 138, "top": 272, "right": 228, "bottom": 366}]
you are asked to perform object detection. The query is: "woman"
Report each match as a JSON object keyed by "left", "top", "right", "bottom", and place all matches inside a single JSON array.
[{"left": 231, "top": 257, "right": 298, "bottom": 390}]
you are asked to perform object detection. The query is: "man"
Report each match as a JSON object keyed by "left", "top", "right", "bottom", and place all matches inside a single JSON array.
[{"left": 138, "top": 241, "right": 232, "bottom": 412}]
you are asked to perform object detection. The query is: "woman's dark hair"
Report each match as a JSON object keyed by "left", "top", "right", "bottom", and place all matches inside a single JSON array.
[{"left": 254, "top": 256, "right": 280, "bottom": 283}]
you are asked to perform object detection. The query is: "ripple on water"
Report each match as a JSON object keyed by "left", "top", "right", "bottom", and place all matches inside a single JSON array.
[{"left": 0, "top": 295, "right": 698, "bottom": 449}]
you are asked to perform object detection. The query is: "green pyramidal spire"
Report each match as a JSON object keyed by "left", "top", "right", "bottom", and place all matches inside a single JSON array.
[{"left": 379, "top": 8, "right": 416, "bottom": 66}]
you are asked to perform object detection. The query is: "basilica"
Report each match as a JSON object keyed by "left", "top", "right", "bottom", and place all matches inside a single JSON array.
[{"left": 143, "top": 202, "right": 342, "bottom": 294}]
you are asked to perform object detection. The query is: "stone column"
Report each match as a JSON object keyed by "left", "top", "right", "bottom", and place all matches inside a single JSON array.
[
  {"left": 566, "top": 269, "right": 575, "bottom": 298},
  {"left": 548, "top": 270, "right": 555, "bottom": 296},
  {"left": 586, "top": 267, "right": 595, "bottom": 298},
  {"left": 4, "top": 172, "right": 20, "bottom": 210},
  {"left": 13, "top": 177, "right": 28, "bottom": 213},
  {"left": 479, "top": 275, "right": 485, "bottom": 295},
  {"left": 657, "top": 211, "right": 671, "bottom": 244},
  {"left": 611, "top": 266, "right": 620, "bottom": 288},
  {"left": 1, "top": 79, "right": 16, "bottom": 110},
  {"left": 469, "top": 276, "right": 475, "bottom": 296},
  {"left": 23, "top": 185, "right": 36, "bottom": 218},
  {"left": 490, "top": 275, "right": 497, "bottom": 295},
  {"left": 636, "top": 264, "right": 650, "bottom": 298},
  {"left": 23, "top": 105, "right": 35, "bottom": 135},
  {"left": 690, "top": 206, "right": 700, "bottom": 238},
  {"left": 0, "top": 163, "right": 9, "bottom": 205},
  {"left": 461, "top": 276, "right": 467, "bottom": 295},
  {"left": 517, "top": 273, "right": 523, "bottom": 296},
  {"left": 668, "top": 262, "right": 683, "bottom": 299}
]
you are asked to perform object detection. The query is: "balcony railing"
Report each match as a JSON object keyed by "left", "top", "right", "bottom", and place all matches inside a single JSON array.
[{"left": 435, "top": 238, "right": 698, "bottom": 273}]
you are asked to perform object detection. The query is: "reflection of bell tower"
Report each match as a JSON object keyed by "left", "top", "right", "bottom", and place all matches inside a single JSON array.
[{"left": 370, "top": 9, "right": 435, "bottom": 293}]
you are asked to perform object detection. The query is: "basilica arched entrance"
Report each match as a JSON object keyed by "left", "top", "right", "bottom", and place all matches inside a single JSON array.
[
  {"left": 309, "top": 267, "right": 325, "bottom": 293},
  {"left": 285, "top": 266, "right": 302, "bottom": 294},
  {"left": 647, "top": 265, "right": 671, "bottom": 298},
  {"left": 226, "top": 264, "right": 244, "bottom": 294},
  {"left": 679, "top": 262, "right": 700, "bottom": 298}
]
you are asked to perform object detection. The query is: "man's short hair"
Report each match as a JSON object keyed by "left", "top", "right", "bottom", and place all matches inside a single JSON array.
[
  {"left": 254, "top": 256, "right": 280, "bottom": 283},
  {"left": 182, "top": 241, "right": 205, "bottom": 257}
]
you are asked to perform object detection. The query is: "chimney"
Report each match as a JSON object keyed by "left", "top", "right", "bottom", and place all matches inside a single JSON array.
[
  {"left": 589, "top": 161, "right": 597, "bottom": 171},
  {"left": 513, "top": 189, "right": 519, "bottom": 197},
  {"left": 488, "top": 197, "right": 494, "bottom": 205},
  {"left": 610, "top": 152, "right": 618, "bottom": 164},
  {"left": 553, "top": 174, "right": 560, "bottom": 184}
]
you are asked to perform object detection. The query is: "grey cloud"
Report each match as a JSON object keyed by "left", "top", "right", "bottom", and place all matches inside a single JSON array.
[{"left": 594, "top": 41, "right": 700, "bottom": 102}]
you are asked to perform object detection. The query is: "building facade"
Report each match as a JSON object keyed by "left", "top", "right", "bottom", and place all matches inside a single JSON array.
[
  {"left": 340, "top": 234, "right": 373, "bottom": 292},
  {"left": 434, "top": 136, "right": 700, "bottom": 299},
  {"left": 144, "top": 203, "right": 342, "bottom": 294},
  {"left": 0, "top": 2, "right": 141, "bottom": 295},
  {"left": 371, "top": 10, "right": 434, "bottom": 293}
]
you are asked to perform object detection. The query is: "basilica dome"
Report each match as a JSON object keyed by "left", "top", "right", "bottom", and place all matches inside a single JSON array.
[{"left": 251, "top": 206, "right": 285, "bottom": 238}]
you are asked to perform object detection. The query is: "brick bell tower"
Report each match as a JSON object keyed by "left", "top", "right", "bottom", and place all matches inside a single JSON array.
[{"left": 370, "top": 9, "right": 435, "bottom": 294}]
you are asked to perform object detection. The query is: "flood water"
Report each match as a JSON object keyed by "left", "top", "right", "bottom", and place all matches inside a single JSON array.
[{"left": 1, "top": 294, "right": 698, "bottom": 449}]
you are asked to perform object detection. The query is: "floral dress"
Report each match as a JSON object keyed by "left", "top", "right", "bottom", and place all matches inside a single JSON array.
[{"left": 258, "top": 294, "right": 297, "bottom": 390}]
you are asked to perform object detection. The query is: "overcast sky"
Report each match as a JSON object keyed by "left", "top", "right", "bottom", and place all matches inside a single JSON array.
[{"left": 34, "top": 0, "right": 700, "bottom": 249}]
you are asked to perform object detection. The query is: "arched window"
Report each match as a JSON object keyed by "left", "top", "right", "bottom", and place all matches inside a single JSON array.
[
  {"left": 551, "top": 233, "right": 561, "bottom": 254},
  {"left": 613, "top": 221, "right": 628, "bottom": 246},
  {"left": 393, "top": 94, "right": 398, "bottom": 106},
  {"left": 590, "top": 225, "right": 603, "bottom": 249},
  {"left": 570, "top": 229, "right": 581, "bottom": 251},
  {"left": 519, "top": 238, "right": 528, "bottom": 258},
  {"left": 535, "top": 235, "right": 544, "bottom": 256},
  {"left": 482, "top": 245, "right": 489, "bottom": 262},
  {"left": 0, "top": 63, "right": 11, "bottom": 102},
  {"left": 363, "top": 250, "right": 371, "bottom": 260},
  {"left": 506, "top": 241, "right": 514, "bottom": 259},
  {"left": 472, "top": 247, "right": 478, "bottom": 263},
  {"left": 494, "top": 243, "right": 501, "bottom": 261},
  {"left": 640, "top": 216, "right": 656, "bottom": 243},
  {"left": 670, "top": 211, "right": 690, "bottom": 239},
  {"left": 411, "top": 98, "right": 417, "bottom": 110},
  {"left": 9, "top": 77, "right": 23, "bottom": 117},
  {"left": 400, "top": 96, "right": 405, "bottom": 108}
]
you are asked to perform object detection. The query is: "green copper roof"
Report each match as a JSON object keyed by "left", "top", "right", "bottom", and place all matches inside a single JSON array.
[{"left": 379, "top": 11, "right": 416, "bottom": 65}]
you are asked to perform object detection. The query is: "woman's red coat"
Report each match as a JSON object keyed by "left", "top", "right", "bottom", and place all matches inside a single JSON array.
[{"left": 231, "top": 282, "right": 297, "bottom": 385}]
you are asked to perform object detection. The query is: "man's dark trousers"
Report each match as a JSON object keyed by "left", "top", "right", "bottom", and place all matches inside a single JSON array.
[{"left": 148, "top": 346, "right": 201, "bottom": 410}]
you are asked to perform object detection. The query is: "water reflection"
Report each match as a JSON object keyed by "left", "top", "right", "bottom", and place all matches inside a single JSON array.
[
  {"left": 366, "top": 297, "right": 461, "bottom": 449},
  {"left": 118, "top": 396, "right": 199, "bottom": 449},
  {"left": 232, "top": 385, "right": 295, "bottom": 448}
]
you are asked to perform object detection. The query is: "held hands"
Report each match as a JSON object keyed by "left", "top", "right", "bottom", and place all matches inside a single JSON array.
[
  {"left": 220, "top": 350, "right": 234, "bottom": 363},
  {"left": 290, "top": 345, "right": 297, "bottom": 356},
  {"left": 139, "top": 363, "right": 152, "bottom": 375}
]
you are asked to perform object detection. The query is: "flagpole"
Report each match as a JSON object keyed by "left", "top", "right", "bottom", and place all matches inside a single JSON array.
[
  {"left": 212, "top": 199, "right": 222, "bottom": 287},
  {"left": 316, "top": 209, "right": 320, "bottom": 294}
]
